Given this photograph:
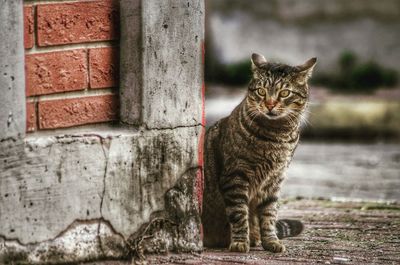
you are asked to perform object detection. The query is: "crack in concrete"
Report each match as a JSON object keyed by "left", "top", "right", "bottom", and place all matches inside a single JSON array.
[
  {"left": 0, "top": 219, "right": 100, "bottom": 247},
  {"left": 144, "top": 123, "right": 204, "bottom": 131},
  {"left": 0, "top": 218, "right": 128, "bottom": 253},
  {"left": 0, "top": 136, "right": 19, "bottom": 143},
  {"left": 28, "top": 125, "right": 204, "bottom": 144},
  {"left": 97, "top": 135, "right": 110, "bottom": 256},
  {"left": 118, "top": 122, "right": 204, "bottom": 132}
]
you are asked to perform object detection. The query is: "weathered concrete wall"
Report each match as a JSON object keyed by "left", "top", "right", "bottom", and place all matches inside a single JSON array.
[
  {"left": 0, "top": 0, "right": 205, "bottom": 263},
  {"left": 0, "top": 0, "right": 26, "bottom": 139},
  {"left": 0, "top": 127, "right": 202, "bottom": 263}
]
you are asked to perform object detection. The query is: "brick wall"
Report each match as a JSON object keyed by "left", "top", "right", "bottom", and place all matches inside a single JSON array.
[{"left": 24, "top": 0, "right": 120, "bottom": 132}]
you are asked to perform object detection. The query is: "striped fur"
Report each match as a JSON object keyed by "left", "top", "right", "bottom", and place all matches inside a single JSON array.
[{"left": 202, "top": 54, "right": 316, "bottom": 253}]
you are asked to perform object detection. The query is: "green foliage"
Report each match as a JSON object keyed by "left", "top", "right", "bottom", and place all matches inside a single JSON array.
[
  {"left": 222, "top": 61, "right": 252, "bottom": 85},
  {"left": 381, "top": 69, "right": 398, "bottom": 87},
  {"left": 205, "top": 60, "right": 252, "bottom": 86},
  {"left": 339, "top": 51, "right": 357, "bottom": 71},
  {"left": 205, "top": 50, "right": 398, "bottom": 91},
  {"left": 313, "top": 51, "right": 398, "bottom": 92},
  {"left": 351, "top": 62, "right": 384, "bottom": 89}
]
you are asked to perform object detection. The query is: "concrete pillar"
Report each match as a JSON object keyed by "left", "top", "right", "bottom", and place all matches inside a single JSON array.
[
  {"left": 120, "top": 0, "right": 204, "bottom": 129},
  {"left": 141, "top": 0, "right": 204, "bottom": 129},
  {"left": 0, "top": 0, "right": 26, "bottom": 140}
]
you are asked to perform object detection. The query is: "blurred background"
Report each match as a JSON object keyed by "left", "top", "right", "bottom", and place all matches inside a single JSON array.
[{"left": 204, "top": 0, "right": 400, "bottom": 202}]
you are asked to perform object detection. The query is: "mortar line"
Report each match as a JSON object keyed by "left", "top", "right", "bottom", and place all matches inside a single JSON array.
[
  {"left": 26, "top": 88, "right": 117, "bottom": 102},
  {"left": 25, "top": 41, "right": 118, "bottom": 55},
  {"left": 32, "top": 3, "right": 37, "bottom": 49},
  {"left": 34, "top": 97, "right": 39, "bottom": 130},
  {"left": 24, "top": 0, "right": 99, "bottom": 4},
  {"left": 86, "top": 48, "right": 91, "bottom": 91}
]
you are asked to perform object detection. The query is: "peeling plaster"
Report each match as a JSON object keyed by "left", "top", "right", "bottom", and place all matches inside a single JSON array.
[
  {"left": 0, "top": 219, "right": 125, "bottom": 264},
  {"left": 0, "top": 126, "right": 203, "bottom": 264}
]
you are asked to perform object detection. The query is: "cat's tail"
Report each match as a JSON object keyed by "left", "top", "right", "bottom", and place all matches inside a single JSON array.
[{"left": 276, "top": 219, "right": 304, "bottom": 239}]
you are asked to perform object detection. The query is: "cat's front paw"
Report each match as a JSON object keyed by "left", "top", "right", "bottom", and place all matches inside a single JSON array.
[
  {"left": 229, "top": 241, "right": 250, "bottom": 253},
  {"left": 262, "top": 240, "right": 286, "bottom": 253}
]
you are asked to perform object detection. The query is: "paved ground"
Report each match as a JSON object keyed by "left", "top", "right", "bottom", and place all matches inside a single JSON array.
[
  {"left": 84, "top": 199, "right": 400, "bottom": 265},
  {"left": 283, "top": 143, "right": 400, "bottom": 202}
]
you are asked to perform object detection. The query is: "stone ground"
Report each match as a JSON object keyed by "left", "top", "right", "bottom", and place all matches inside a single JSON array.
[{"left": 83, "top": 199, "right": 400, "bottom": 265}]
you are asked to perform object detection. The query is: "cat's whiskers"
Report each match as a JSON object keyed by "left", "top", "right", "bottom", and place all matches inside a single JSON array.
[
  {"left": 289, "top": 106, "right": 312, "bottom": 117},
  {"left": 245, "top": 110, "right": 258, "bottom": 121},
  {"left": 285, "top": 112, "right": 298, "bottom": 128},
  {"left": 296, "top": 108, "right": 312, "bottom": 124},
  {"left": 244, "top": 104, "right": 260, "bottom": 124},
  {"left": 289, "top": 111, "right": 311, "bottom": 127},
  {"left": 248, "top": 108, "right": 260, "bottom": 127},
  {"left": 300, "top": 113, "right": 312, "bottom": 127}
]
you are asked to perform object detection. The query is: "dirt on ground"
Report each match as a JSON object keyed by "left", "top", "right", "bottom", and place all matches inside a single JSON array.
[{"left": 84, "top": 199, "right": 400, "bottom": 265}]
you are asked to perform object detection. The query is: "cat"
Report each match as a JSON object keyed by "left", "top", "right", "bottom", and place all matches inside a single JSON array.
[{"left": 202, "top": 53, "right": 316, "bottom": 253}]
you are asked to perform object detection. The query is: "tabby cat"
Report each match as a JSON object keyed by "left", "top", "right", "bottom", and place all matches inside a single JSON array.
[{"left": 202, "top": 53, "right": 316, "bottom": 253}]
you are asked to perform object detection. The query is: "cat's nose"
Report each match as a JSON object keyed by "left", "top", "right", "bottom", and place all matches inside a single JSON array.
[{"left": 266, "top": 99, "right": 277, "bottom": 111}]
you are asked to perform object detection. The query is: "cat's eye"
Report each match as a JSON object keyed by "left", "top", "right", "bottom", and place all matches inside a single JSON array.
[
  {"left": 279, "top": 90, "right": 290, "bottom": 98},
  {"left": 257, "top": 88, "right": 266, "bottom": 96}
]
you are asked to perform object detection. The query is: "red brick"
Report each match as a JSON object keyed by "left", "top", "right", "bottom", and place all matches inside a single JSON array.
[
  {"left": 38, "top": 95, "right": 119, "bottom": 129},
  {"left": 24, "top": 5, "right": 34, "bottom": 49},
  {"left": 26, "top": 102, "right": 37, "bottom": 132},
  {"left": 89, "top": 47, "right": 119, "bottom": 89},
  {"left": 37, "top": 0, "right": 119, "bottom": 46},
  {"left": 25, "top": 49, "right": 88, "bottom": 96}
]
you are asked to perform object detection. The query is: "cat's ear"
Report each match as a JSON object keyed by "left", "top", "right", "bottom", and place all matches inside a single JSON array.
[
  {"left": 295, "top": 57, "right": 317, "bottom": 84},
  {"left": 251, "top": 53, "right": 267, "bottom": 78},
  {"left": 251, "top": 53, "right": 267, "bottom": 69}
]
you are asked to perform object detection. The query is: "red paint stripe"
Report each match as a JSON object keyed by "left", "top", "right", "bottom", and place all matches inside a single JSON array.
[
  {"left": 201, "top": 82, "right": 206, "bottom": 126},
  {"left": 196, "top": 41, "right": 206, "bottom": 217},
  {"left": 196, "top": 82, "right": 205, "bottom": 211}
]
